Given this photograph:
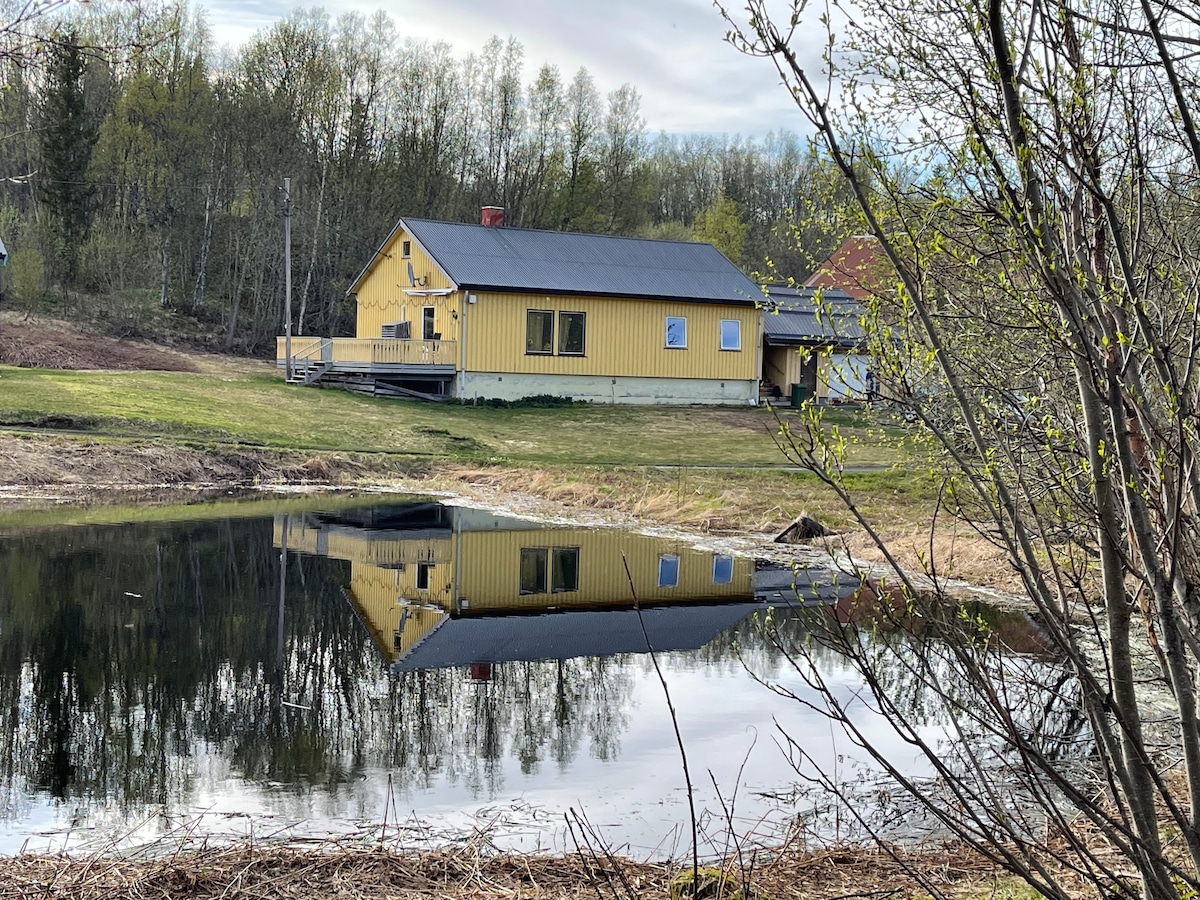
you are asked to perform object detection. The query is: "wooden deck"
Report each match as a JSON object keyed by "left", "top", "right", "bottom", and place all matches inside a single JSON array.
[{"left": 277, "top": 337, "right": 458, "bottom": 398}]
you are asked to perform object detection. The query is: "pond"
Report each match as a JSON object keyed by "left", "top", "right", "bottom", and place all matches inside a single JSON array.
[{"left": 0, "top": 495, "right": 1077, "bottom": 858}]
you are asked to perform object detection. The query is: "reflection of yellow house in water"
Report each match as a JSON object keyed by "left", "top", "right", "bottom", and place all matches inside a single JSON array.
[{"left": 275, "top": 502, "right": 762, "bottom": 671}]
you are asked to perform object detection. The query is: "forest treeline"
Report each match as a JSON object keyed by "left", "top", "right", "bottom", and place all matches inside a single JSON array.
[{"left": 0, "top": 1, "right": 854, "bottom": 354}]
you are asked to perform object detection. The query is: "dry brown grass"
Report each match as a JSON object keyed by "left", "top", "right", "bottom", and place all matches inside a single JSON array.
[
  {"left": 437, "top": 466, "right": 843, "bottom": 533},
  {"left": 0, "top": 314, "right": 201, "bottom": 372},
  {"left": 840, "top": 526, "right": 1024, "bottom": 594},
  {"left": 0, "top": 432, "right": 430, "bottom": 494},
  {"left": 0, "top": 839, "right": 1035, "bottom": 900}
]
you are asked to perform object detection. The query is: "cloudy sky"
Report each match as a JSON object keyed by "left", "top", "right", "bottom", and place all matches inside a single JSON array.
[{"left": 196, "top": 0, "right": 817, "bottom": 136}]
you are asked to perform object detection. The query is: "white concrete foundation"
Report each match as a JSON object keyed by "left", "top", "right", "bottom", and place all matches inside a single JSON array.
[{"left": 457, "top": 372, "right": 758, "bottom": 406}]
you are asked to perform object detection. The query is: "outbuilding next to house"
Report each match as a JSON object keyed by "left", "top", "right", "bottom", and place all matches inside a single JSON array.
[
  {"left": 760, "top": 286, "right": 871, "bottom": 404},
  {"left": 278, "top": 209, "right": 764, "bottom": 406}
]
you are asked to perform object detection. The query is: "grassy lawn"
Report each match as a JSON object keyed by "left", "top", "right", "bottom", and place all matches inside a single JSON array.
[{"left": 0, "top": 364, "right": 911, "bottom": 468}]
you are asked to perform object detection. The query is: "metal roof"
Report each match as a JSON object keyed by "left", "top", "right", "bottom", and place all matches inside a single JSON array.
[
  {"left": 761, "top": 286, "right": 868, "bottom": 348},
  {"left": 400, "top": 218, "right": 762, "bottom": 305}
]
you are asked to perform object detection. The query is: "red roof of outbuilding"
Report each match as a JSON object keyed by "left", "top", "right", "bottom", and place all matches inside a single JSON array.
[{"left": 803, "top": 235, "right": 886, "bottom": 301}]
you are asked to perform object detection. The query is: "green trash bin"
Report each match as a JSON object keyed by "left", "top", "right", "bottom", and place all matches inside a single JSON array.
[{"left": 790, "top": 383, "right": 809, "bottom": 406}]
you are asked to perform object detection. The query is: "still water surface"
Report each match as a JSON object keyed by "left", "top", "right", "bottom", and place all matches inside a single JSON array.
[{"left": 0, "top": 496, "right": 1064, "bottom": 857}]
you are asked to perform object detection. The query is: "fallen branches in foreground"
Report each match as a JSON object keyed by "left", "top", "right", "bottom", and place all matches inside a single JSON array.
[{"left": 0, "top": 840, "right": 1046, "bottom": 900}]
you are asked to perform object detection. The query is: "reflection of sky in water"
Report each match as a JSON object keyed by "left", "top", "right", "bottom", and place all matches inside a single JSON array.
[
  {"left": 0, "top": 500, "right": 1060, "bottom": 857},
  {"left": 0, "top": 650, "right": 941, "bottom": 858}
]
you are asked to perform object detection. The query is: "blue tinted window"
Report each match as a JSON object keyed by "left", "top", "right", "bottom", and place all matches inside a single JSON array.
[{"left": 658, "top": 554, "right": 680, "bottom": 588}]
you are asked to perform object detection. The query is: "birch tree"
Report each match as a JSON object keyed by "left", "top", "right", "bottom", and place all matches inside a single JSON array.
[{"left": 720, "top": 2, "right": 1200, "bottom": 899}]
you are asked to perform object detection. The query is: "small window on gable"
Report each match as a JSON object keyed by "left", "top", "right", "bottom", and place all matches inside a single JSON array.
[
  {"left": 526, "top": 309, "right": 554, "bottom": 354},
  {"left": 520, "top": 548, "right": 549, "bottom": 594},
  {"left": 720, "top": 319, "right": 741, "bottom": 351},
  {"left": 402, "top": 240, "right": 412, "bottom": 258},
  {"left": 658, "top": 554, "right": 680, "bottom": 588},
  {"left": 416, "top": 562, "right": 432, "bottom": 591},
  {"left": 559, "top": 312, "right": 586, "bottom": 355},
  {"left": 665, "top": 316, "right": 687, "bottom": 349},
  {"left": 712, "top": 555, "right": 734, "bottom": 585}
]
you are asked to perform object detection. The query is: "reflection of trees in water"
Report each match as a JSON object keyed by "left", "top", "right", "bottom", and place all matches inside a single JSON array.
[
  {"left": 0, "top": 518, "right": 706, "bottom": 823},
  {"left": 659, "top": 609, "right": 809, "bottom": 678},
  {"left": 757, "top": 600, "right": 1090, "bottom": 842}
]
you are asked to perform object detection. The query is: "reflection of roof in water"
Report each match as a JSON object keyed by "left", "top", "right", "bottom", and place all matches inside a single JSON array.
[
  {"left": 393, "top": 602, "right": 761, "bottom": 671},
  {"left": 302, "top": 502, "right": 541, "bottom": 536},
  {"left": 392, "top": 565, "right": 859, "bottom": 672}
]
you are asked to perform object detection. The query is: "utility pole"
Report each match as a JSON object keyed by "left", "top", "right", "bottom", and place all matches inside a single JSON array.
[{"left": 283, "top": 178, "right": 293, "bottom": 382}]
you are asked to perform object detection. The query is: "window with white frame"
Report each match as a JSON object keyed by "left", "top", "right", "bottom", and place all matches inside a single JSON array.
[
  {"left": 720, "top": 319, "right": 741, "bottom": 351},
  {"left": 712, "top": 554, "right": 734, "bottom": 584},
  {"left": 665, "top": 316, "right": 687, "bottom": 349}
]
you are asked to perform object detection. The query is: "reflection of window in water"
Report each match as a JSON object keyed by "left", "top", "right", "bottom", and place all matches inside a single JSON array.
[
  {"left": 416, "top": 562, "right": 433, "bottom": 591},
  {"left": 552, "top": 547, "right": 580, "bottom": 592},
  {"left": 520, "top": 547, "right": 580, "bottom": 595},
  {"left": 712, "top": 554, "right": 734, "bottom": 584},
  {"left": 658, "top": 554, "right": 680, "bottom": 587},
  {"left": 520, "top": 548, "right": 548, "bottom": 594}
]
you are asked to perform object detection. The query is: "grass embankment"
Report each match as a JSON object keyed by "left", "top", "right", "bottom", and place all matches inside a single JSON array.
[{"left": 0, "top": 361, "right": 900, "bottom": 466}]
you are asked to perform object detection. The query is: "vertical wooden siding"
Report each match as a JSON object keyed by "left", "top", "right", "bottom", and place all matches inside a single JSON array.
[
  {"left": 353, "top": 226, "right": 460, "bottom": 341},
  {"left": 348, "top": 565, "right": 450, "bottom": 661},
  {"left": 458, "top": 529, "right": 752, "bottom": 611},
  {"left": 463, "top": 292, "right": 759, "bottom": 380}
]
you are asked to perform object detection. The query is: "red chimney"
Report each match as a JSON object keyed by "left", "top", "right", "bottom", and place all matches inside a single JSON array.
[{"left": 481, "top": 206, "right": 505, "bottom": 228}]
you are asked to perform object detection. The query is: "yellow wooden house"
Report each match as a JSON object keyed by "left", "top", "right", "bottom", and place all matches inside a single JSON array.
[{"left": 278, "top": 208, "right": 763, "bottom": 405}]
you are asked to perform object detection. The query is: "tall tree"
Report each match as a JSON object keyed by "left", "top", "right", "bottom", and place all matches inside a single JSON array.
[
  {"left": 557, "top": 66, "right": 603, "bottom": 232},
  {"left": 691, "top": 189, "right": 748, "bottom": 267},
  {"left": 35, "top": 28, "right": 100, "bottom": 284},
  {"left": 600, "top": 82, "right": 646, "bottom": 232}
]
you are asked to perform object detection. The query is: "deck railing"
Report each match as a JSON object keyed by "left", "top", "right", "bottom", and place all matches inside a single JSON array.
[
  {"left": 283, "top": 337, "right": 327, "bottom": 363},
  {"left": 277, "top": 337, "right": 458, "bottom": 368}
]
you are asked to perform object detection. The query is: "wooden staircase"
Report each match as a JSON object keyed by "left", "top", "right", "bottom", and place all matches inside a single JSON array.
[
  {"left": 759, "top": 379, "right": 790, "bottom": 406},
  {"left": 286, "top": 359, "right": 334, "bottom": 385}
]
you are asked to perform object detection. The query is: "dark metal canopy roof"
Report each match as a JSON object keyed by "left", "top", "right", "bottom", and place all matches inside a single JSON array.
[
  {"left": 390, "top": 218, "right": 762, "bottom": 305},
  {"left": 761, "top": 286, "right": 868, "bottom": 348}
]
